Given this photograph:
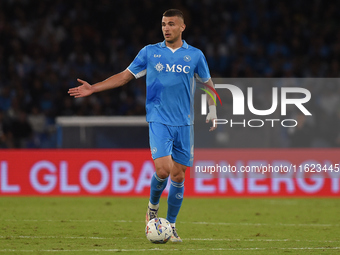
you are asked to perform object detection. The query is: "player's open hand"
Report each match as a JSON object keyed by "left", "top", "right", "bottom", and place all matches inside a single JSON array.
[
  {"left": 206, "top": 105, "right": 217, "bottom": 131},
  {"left": 206, "top": 117, "right": 217, "bottom": 132},
  {"left": 68, "top": 79, "right": 94, "bottom": 98}
]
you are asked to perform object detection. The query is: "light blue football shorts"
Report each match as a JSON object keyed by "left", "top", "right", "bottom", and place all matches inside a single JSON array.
[{"left": 149, "top": 122, "right": 194, "bottom": 167}]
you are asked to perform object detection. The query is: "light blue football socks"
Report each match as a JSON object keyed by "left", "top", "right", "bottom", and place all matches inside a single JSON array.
[
  {"left": 149, "top": 173, "right": 185, "bottom": 224},
  {"left": 166, "top": 179, "right": 184, "bottom": 224},
  {"left": 149, "top": 173, "right": 168, "bottom": 206}
]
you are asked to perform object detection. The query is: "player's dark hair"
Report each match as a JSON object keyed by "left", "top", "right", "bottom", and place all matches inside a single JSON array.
[{"left": 163, "top": 9, "right": 184, "bottom": 22}]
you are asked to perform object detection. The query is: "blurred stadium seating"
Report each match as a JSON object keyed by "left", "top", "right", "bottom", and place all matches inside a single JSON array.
[{"left": 0, "top": 0, "right": 340, "bottom": 148}]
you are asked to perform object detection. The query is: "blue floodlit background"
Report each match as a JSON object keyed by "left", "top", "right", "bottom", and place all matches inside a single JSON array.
[{"left": 0, "top": 0, "right": 339, "bottom": 149}]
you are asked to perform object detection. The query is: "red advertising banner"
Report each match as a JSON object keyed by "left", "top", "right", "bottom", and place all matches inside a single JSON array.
[{"left": 0, "top": 149, "right": 339, "bottom": 196}]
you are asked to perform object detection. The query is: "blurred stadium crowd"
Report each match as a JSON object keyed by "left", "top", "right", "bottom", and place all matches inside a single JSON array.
[{"left": 0, "top": 0, "right": 340, "bottom": 148}]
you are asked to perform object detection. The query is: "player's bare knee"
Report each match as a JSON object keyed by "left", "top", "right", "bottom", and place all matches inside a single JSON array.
[
  {"left": 170, "top": 171, "right": 185, "bottom": 183},
  {"left": 155, "top": 168, "right": 170, "bottom": 179}
]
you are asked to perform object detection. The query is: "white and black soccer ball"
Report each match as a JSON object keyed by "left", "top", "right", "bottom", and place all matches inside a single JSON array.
[{"left": 145, "top": 218, "right": 173, "bottom": 244}]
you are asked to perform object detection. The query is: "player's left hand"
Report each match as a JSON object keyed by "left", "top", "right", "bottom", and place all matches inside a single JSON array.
[
  {"left": 206, "top": 105, "right": 217, "bottom": 131},
  {"left": 206, "top": 118, "right": 217, "bottom": 131}
]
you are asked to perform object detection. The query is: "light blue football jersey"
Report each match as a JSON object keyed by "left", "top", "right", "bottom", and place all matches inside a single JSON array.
[{"left": 127, "top": 40, "right": 211, "bottom": 126}]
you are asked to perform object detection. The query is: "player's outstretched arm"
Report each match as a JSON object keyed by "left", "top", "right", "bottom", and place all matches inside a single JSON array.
[
  {"left": 204, "top": 79, "right": 217, "bottom": 132},
  {"left": 68, "top": 69, "right": 134, "bottom": 98}
]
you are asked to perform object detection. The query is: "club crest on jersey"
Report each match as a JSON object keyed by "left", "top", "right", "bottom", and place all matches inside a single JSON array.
[{"left": 183, "top": 55, "right": 191, "bottom": 62}]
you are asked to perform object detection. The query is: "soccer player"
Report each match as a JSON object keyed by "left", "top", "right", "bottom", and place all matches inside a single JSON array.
[{"left": 68, "top": 9, "right": 217, "bottom": 242}]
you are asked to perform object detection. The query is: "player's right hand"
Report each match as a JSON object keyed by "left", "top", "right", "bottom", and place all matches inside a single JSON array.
[{"left": 68, "top": 79, "right": 94, "bottom": 98}]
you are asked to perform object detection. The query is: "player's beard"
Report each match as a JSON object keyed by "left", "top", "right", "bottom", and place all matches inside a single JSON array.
[{"left": 164, "top": 34, "right": 180, "bottom": 45}]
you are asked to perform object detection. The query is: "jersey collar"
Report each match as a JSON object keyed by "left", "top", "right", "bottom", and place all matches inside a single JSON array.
[{"left": 160, "top": 40, "right": 189, "bottom": 49}]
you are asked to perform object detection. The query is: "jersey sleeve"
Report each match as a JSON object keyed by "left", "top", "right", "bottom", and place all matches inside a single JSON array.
[
  {"left": 194, "top": 51, "right": 211, "bottom": 83},
  {"left": 127, "top": 46, "right": 147, "bottom": 79}
]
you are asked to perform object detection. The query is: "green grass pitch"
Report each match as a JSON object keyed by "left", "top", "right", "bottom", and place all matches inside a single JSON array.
[{"left": 0, "top": 197, "right": 339, "bottom": 254}]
